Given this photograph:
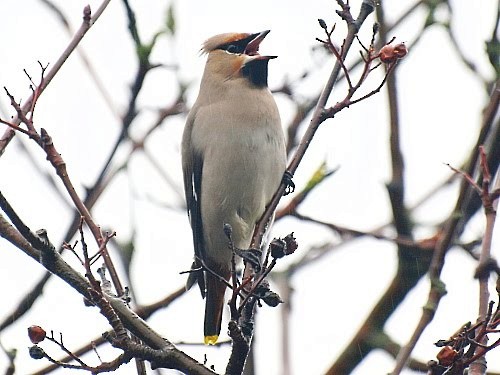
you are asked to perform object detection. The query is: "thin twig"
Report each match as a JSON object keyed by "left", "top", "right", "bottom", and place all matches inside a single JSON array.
[{"left": 0, "top": 1, "right": 112, "bottom": 156}]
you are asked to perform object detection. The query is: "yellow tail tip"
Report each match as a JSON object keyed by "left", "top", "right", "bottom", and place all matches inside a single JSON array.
[{"left": 204, "top": 335, "right": 218, "bottom": 345}]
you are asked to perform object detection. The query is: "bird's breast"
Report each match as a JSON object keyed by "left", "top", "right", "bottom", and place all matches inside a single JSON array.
[
  {"left": 190, "top": 87, "right": 285, "bottom": 251},
  {"left": 191, "top": 85, "right": 282, "bottom": 151}
]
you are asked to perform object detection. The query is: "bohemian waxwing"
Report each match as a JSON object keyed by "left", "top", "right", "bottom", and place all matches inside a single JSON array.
[{"left": 182, "top": 30, "right": 286, "bottom": 344}]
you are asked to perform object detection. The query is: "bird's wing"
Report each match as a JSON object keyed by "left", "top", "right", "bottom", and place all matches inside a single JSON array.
[{"left": 182, "top": 112, "right": 206, "bottom": 296}]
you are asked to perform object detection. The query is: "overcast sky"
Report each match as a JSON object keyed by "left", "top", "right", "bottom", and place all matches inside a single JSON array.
[{"left": 0, "top": 1, "right": 498, "bottom": 374}]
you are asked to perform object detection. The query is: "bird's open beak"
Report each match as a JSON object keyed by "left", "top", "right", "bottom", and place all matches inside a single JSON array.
[{"left": 244, "top": 30, "right": 277, "bottom": 60}]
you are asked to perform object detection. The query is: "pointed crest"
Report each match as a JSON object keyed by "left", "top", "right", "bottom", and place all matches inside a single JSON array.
[{"left": 201, "top": 33, "right": 252, "bottom": 54}]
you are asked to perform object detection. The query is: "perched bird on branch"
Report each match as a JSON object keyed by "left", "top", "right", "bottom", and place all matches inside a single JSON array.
[{"left": 182, "top": 30, "right": 286, "bottom": 345}]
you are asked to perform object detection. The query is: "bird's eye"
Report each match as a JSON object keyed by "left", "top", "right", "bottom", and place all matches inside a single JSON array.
[{"left": 226, "top": 44, "right": 239, "bottom": 54}]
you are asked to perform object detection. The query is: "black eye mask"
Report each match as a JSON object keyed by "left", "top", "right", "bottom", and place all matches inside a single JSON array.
[{"left": 217, "top": 33, "right": 258, "bottom": 54}]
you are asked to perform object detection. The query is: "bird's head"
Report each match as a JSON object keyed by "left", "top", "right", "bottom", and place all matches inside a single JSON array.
[{"left": 201, "top": 30, "right": 276, "bottom": 87}]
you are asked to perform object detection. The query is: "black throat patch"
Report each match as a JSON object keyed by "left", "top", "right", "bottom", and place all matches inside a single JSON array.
[{"left": 241, "top": 59, "right": 269, "bottom": 88}]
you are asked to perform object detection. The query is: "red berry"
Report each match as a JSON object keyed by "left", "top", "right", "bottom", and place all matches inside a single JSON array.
[
  {"left": 28, "top": 325, "right": 46, "bottom": 344},
  {"left": 379, "top": 43, "right": 408, "bottom": 64},
  {"left": 436, "top": 346, "right": 459, "bottom": 366}
]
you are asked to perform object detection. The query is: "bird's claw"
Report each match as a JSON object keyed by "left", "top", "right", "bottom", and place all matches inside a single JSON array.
[{"left": 283, "top": 171, "right": 295, "bottom": 195}]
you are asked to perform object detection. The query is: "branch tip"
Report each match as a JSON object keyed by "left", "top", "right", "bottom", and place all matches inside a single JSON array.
[{"left": 83, "top": 5, "right": 91, "bottom": 22}]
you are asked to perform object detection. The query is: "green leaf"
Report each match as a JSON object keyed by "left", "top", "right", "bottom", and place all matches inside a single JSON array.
[
  {"left": 165, "top": 4, "right": 176, "bottom": 36},
  {"left": 304, "top": 161, "right": 336, "bottom": 193}
]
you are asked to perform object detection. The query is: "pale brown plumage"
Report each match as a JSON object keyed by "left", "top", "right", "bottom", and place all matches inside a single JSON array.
[{"left": 182, "top": 31, "right": 286, "bottom": 344}]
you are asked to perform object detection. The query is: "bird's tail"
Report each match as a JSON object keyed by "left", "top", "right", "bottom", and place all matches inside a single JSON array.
[{"left": 204, "top": 272, "right": 229, "bottom": 345}]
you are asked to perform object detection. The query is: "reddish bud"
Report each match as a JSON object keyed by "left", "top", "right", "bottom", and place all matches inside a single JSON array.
[
  {"left": 283, "top": 232, "right": 298, "bottom": 255},
  {"left": 436, "top": 346, "right": 458, "bottom": 366},
  {"left": 379, "top": 43, "right": 408, "bottom": 64},
  {"left": 28, "top": 325, "right": 46, "bottom": 344},
  {"left": 393, "top": 43, "right": 408, "bottom": 58}
]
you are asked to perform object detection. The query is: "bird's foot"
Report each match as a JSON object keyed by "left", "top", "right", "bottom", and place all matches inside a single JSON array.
[{"left": 282, "top": 170, "right": 295, "bottom": 195}]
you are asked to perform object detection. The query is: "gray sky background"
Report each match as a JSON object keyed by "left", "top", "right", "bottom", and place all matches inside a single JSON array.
[{"left": 0, "top": 0, "right": 498, "bottom": 374}]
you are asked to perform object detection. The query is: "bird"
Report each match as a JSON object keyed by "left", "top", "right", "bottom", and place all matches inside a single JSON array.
[{"left": 181, "top": 30, "right": 286, "bottom": 345}]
